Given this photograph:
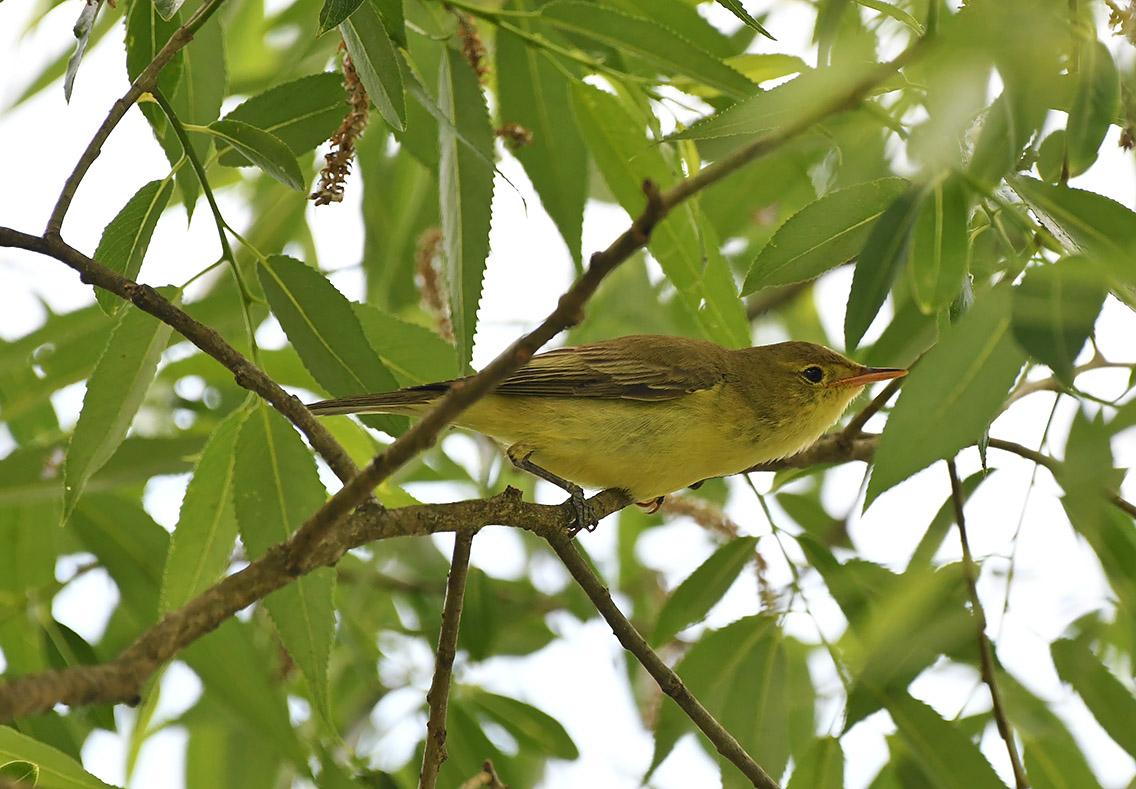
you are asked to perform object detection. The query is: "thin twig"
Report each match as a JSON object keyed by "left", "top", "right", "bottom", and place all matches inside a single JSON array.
[
  {"left": 45, "top": 0, "right": 229, "bottom": 236},
  {"left": 540, "top": 528, "right": 782, "bottom": 789},
  {"left": 946, "top": 459, "right": 1030, "bottom": 789},
  {"left": 420, "top": 532, "right": 475, "bottom": 789},
  {"left": 457, "top": 760, "right": 508, "bottom": 789}
]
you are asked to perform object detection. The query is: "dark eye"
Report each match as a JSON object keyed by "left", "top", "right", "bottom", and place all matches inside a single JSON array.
[{"left": 802, "top": 366, "right": 824, "bottom": 384}]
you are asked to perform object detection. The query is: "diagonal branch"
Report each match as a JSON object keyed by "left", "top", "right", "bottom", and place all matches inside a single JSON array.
[
  {"left": 420, "top": 532, "right": 475, "bottom": 789},
  {"left": 539, "top": 526, "right": 782, "bottom": 789},
  {"left": 946, "top": 459, "right": 1030, "bottom": 789}
]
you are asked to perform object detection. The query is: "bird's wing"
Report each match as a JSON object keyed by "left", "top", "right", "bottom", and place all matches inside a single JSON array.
[{"left": 491, "top": 336, "right": 727, "bottom": 401}]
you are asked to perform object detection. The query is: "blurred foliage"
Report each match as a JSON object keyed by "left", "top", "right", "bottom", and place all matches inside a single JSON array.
[{"left": 2, "top": 0, "right": 1136, "bottom": 786}]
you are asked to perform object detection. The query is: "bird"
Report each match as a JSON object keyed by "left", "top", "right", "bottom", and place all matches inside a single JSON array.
[{"left": 307, "top": 335, "right": 907, "bottom": 530}]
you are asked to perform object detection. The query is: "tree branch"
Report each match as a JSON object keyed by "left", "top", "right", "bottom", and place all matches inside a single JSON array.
[
  {"left": 946, "top": 459, "right": 1030, "bottom": 789},
  {"left": 539, "top": 527, "right": 782, "bottom": 789},
  {"left": 420, "top": 532, "right": 475, "bottom": 789}
]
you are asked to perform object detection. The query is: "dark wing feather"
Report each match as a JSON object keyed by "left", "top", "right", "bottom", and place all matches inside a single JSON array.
[{"left": 490, "top": 335, "right": 728, "bottom": 400}]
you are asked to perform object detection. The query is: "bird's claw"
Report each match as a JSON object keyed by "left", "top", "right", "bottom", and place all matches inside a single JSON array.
[{"left": 565, "top": 485, "right": 598, "bottom": 535}]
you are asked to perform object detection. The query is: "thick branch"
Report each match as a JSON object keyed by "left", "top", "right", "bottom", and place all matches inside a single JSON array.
[
  {"left": 946, "top": 459, "right": 1030, "bottom": 789},
  {"left": 420, "top": 533, "right": 475, "bottom": 789}
]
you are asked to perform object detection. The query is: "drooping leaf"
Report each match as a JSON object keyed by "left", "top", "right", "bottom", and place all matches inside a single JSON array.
[
  {"left": 438, "top": 49, "right": 494, "bottom": 367},
  {"left": 258, "top": 254, "right": 405, "bottom": 436},
  {"left": 908, "top": 175, "right": 970, "bottom": 314},
  {"left": 845, "top": 184, "right": 927, "bottom": 350},
  {"left": 233, "top": 404, "right": 335, "bottom": 726},
  {"left": 341, "top": 0, "right": 405, "bottom": 130},
  {"left": 1011, "top": 257, "right": 1107, "bottom": 385},
  {"left": 744, "top": 177, "right": 908, "bottom": 294},
  {"left": 63, "top": 294, "right": 177, "bottom": 522},
  {"left": 867, "top": 286, "right": 1025, "bottom": 503},
  {"left": 203, "top": 119, "right": 304, "bottom": 191},
  {"left": 1065, "top": 39, "right": 1118, "bottom": 176},
  {"left": 497, "top": 28, "right": 587, "bottom": 267},
  {"left": 468, "top": 689, "right": 579, "bottom": 760},
  {"left": 1051, "top": 637, "right": 1136, "bottom": 759},
  {"left": 63, "top": 0, "right": 100, "bottom": 101},
  {"left": 92, "top": 179, "right": 174, "bottom": 316},
  {"left": 713, "top": 0, "right": 774, "bottom": 39},
  {"left": 652, "top": 536, "right": 758, "bottom": 646},
  {"left": 317, "top": 0, "right": 364, "bottom": 35},
  {"left": 161, "top": 409, "right": 247, "bottom": 612},
  {"left": 0, "top": 727, "right": 117, "bottom": 789}
]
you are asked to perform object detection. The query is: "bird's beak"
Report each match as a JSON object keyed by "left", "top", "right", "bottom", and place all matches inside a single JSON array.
[{"left": 828, "top": 366, "right": 907, "bottom": 388}]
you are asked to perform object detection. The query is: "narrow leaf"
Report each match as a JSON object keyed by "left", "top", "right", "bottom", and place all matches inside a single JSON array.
[
  {"left": 92, "top": 179, "right": 174, "bottom": 316},
  {"left": 787, "top": 737, "right": 844, "bottom": 789},
  {"left": 218, "top": 73, "right": 348, "bottom": 165},
  {"left": 234, "top": 405, "right": 335, "bottom": 726},
  {"left": 539, "top": 2, "right": 756, "bottom": 99},
  {"left": 1065, "top": 39, "right": 1118, "bottom": 176},
  {"left": 867, "top": 286, "right": 1026, "bottom": 503},
  {"left": 909, "top": 175, "right": 970, "bottom": 314},
  {"left": 318, "top": 0, "right": 364, "bottom": 35},
  {"left": 845, "top": 185, "right": 927, "bottom": 349},
  {"left": 258, "top": 254, "right": 405, "bottom": 435},
  {"left": 352, "top": 302, "right": 462, "bottom": 384},
  {"left": 743, "top": 178, "right": 908, "bottom": 294},
  {"left": 884, "top": 690, "right": 1005, "bottom": 788},
  {"left": 63, "top": 296, "right": 177, "bottom": 522},
  {"left": 438, "top": 49, "right": 494, "bottom": 367},
  {"left": 0, "top": 727, "right": 116, "bottom": 789},
  {"left": 1011, "top": 258, "right": 1107, "bottom": 385},
  {"left": 653, "top": 536, "right": 758, "bottom": 646},
  {"left": 341, "top": 0, "right": 405, "bottom": 130},
  {"left": 161, "top": 409, "right": 246, "bottom": 612},
  {"left": 204, "top": 119, "right": 304, "bottom": 191},
  {"left": 714, "top": 0, "right": 774, "bottom": 39},
  {"left": 497, "top": 28, "right": 586, "bottom": 267},
  {"left": 469, "top": 690, "right": 579, "bottom": 759},
  {"left": 1052, "top": 637, "right": 1136, "bottom": 758}
]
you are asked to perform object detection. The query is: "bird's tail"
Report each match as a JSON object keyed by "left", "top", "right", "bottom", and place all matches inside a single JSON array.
[{"left": 307, "top": 383, "right": 449, "bottom": 416}]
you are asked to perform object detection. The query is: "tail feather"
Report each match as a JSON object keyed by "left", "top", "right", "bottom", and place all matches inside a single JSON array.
[{"left": 307, "top": 383, "right": 449, "bottom": 416}]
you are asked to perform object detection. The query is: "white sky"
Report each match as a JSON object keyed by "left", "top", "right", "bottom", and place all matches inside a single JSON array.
[{"left": 3, "top": 1, "right": 1136, "bottom": 787}]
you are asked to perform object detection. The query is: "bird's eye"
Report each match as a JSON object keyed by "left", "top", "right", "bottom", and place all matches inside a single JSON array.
[{"left": 801, "top": 366, "right": 824, "bottom": 384}]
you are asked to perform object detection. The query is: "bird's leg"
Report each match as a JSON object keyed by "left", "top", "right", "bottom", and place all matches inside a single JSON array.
[{"left": 508, "top": 450, "right": 598, "bottom": 533}]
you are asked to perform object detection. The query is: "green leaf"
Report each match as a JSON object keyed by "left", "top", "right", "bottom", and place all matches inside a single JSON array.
[
  {"left": 883, "top": 690, "right": 1005, "bottom": 788},
  {"left": 571, "top": 82, "right": 749, "bottom": 347},
  {"left": 652, "top": 536, "right": 758, "bottom": 646},
  {"left": 438, "top": 49, "right": 495, "bottom": 367},
  {"left": 1011, "top": 258, "right": 1107, "bottom": 385},
  {"left": 845, "top": 184, "right": 927, "bottom": 350},
  {"left": 341, "top": 0, "right": 406, "bottom": 130},
  {"left": 161, "top": 409, "right": 246, "bottom": 612},
  {"left": 1051, "top": 637, "right": 1136, "bottom": 758},
  {"left": 218, "top": 73, "right": 348, "bottom": 166},
  {"left": 352, "top": 302, "right": 462, "bottom": 384},
  {"left": 867, "top": 286, "right": 1025, "bottom": 504},
  {"left": 468, "top": 690, "right": 579, "bottom": 759},
  {"left": 258, "top": 254, "right": 405, "bottom": 436},
  {"left": 539, "top": 2, "right": 755, "bottom": 99},
  {"left": 968, "top": 90, "right": 1043, "bottom": 187},
  {"left": 786, "top": 737, "right": 843, "bottom": 789},
  {"left": 71, "top": 494, "right": 168, "bottom": 625},
  {"left": 1009, "top": 176, "right": 1136, "bottom": 309},
  {"left": 203, "top": 119, "right": 304, "bottom": 191},
  {"left": 125, "top": 0, "right": 182, "bottom": 103},
  {"left": 1065, "top": 39, "right": 1118, "bottom": 176},
  {"left": 234, "top": 404, "right": 335, "bottom": 726},
  {"left": 909, "top": 175, "right": 970, "bottom": 314},
  {"left": 0, "top": 727, "right": 117, "bottom": 789},
  {"left": 497, "top": 28, "right": 586, "bottom": 267},
  {"left": 648, "top": 616, "right": 791, "bottom": 783},
  {"left": 743, "top": 178, "right": 907, "bottom": 294},
  {"left": 92, "top": 179, "right": 174, "bottom": 316},
  {"left": 63, "top": 296, "right": 177, "bottom": 522},
  {"left": 318, "top": 0, "right": 364, "bottom": 35},
  {"left": 713, "top": 0, "right": 774, "bottom": 39}
]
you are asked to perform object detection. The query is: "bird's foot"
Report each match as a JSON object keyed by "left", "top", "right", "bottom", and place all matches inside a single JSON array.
[
  {"left": 565, "top": 484, "right": 599, "bottom": 535},
  {"left": 635, "top": 496, "right": 664, "bottom": 514}
]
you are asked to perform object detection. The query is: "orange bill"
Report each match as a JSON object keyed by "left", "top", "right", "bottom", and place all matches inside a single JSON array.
[{"left": 828, "top": 366, "right": 908, "bottom": 388}]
